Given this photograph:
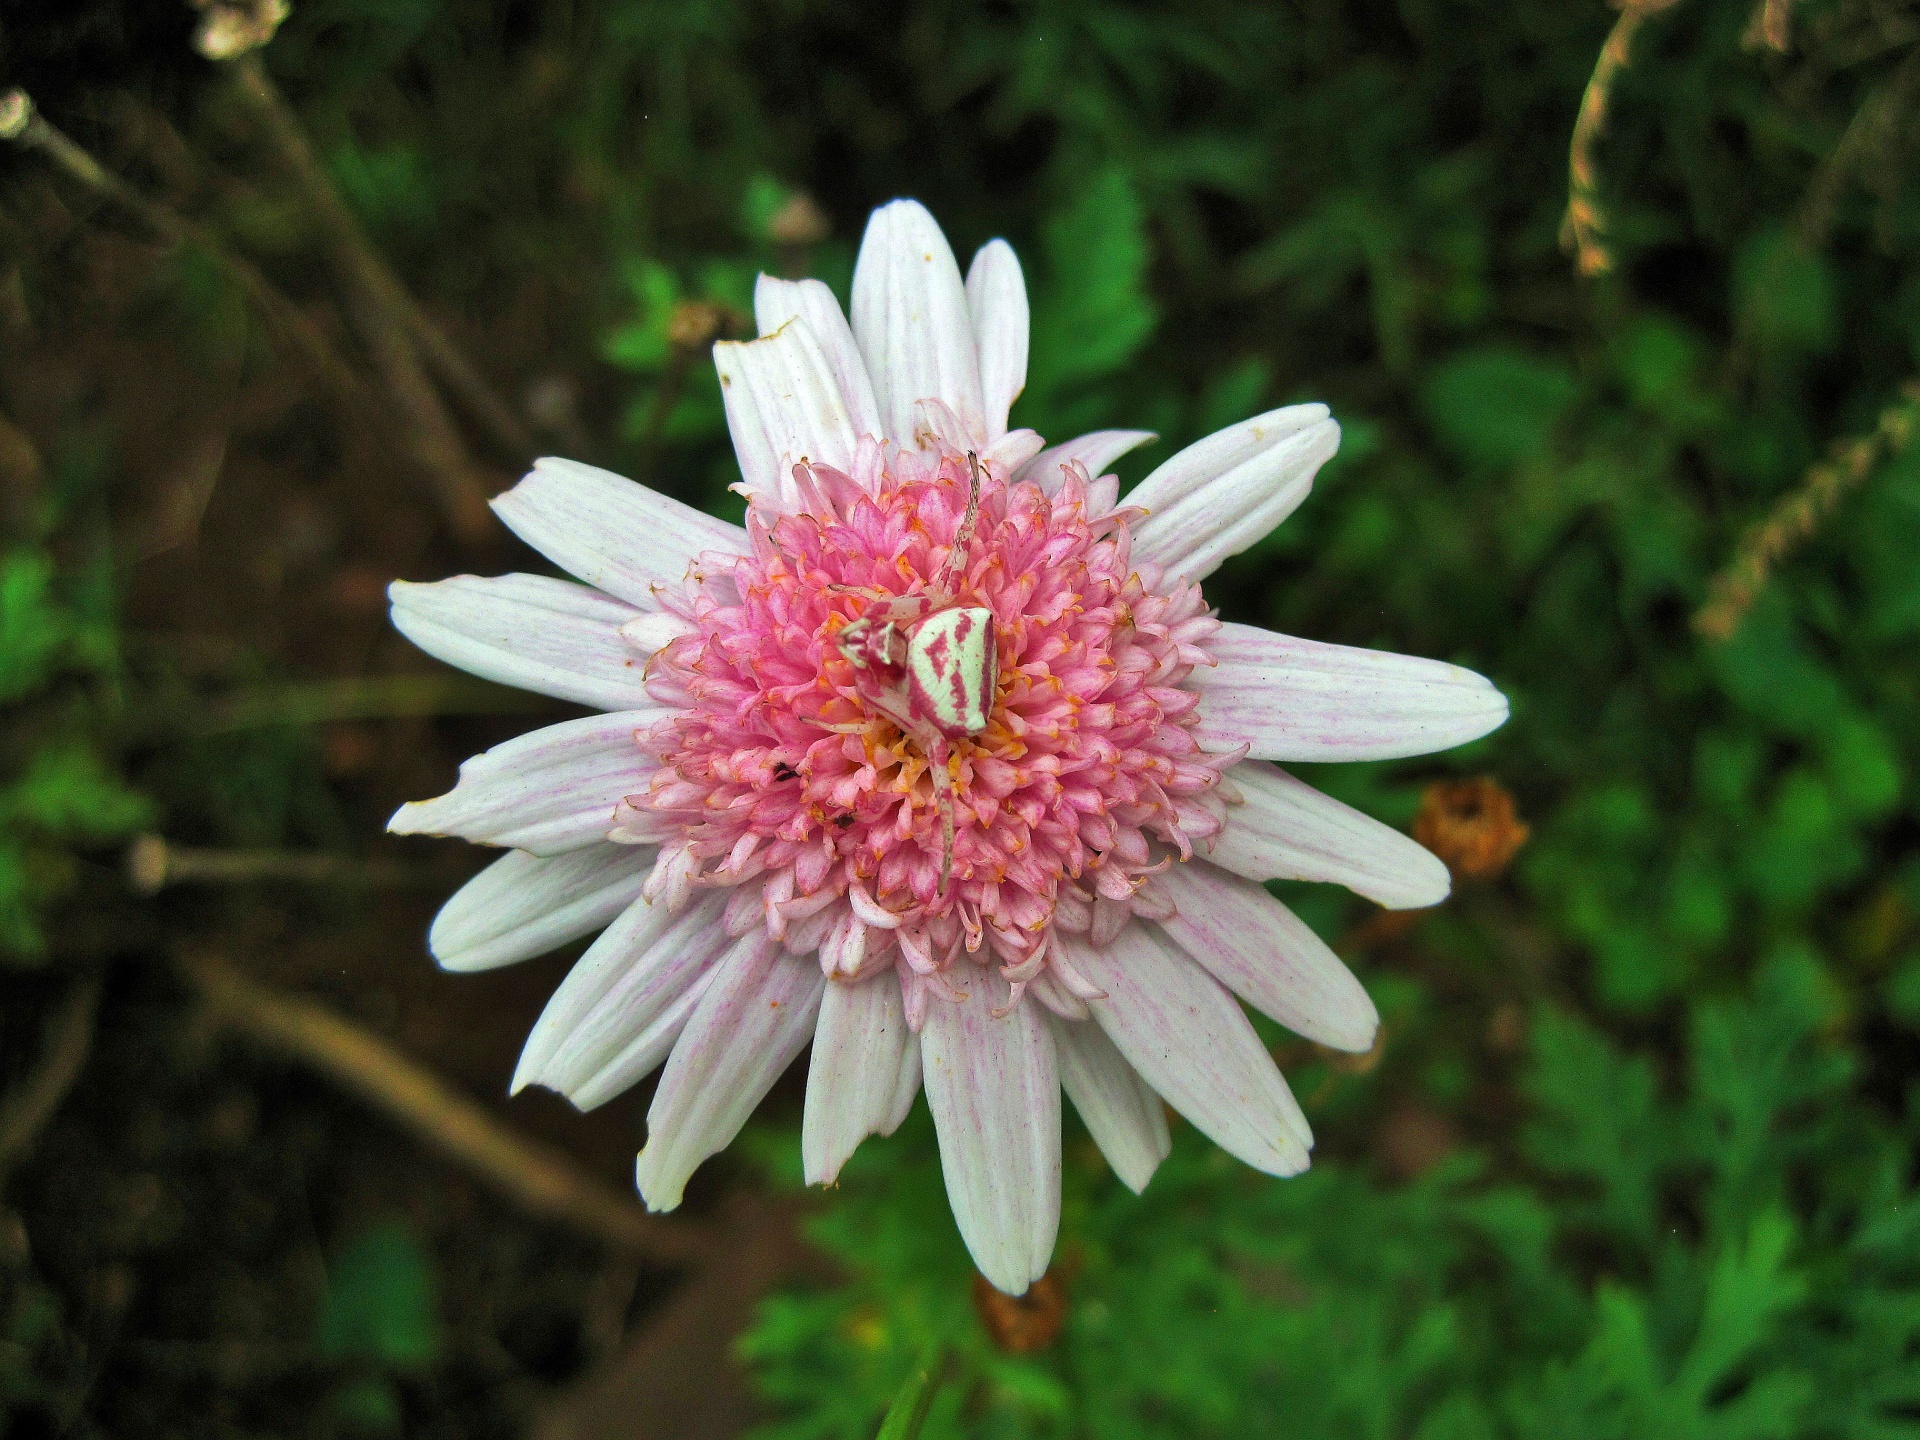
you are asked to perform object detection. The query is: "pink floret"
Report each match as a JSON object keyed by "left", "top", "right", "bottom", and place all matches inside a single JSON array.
[{"left": 626, "top": 442, "right": 1235, "bottom": 1023}]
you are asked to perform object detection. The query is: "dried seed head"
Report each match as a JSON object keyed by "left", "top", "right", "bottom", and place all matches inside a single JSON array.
[
  {"left": 766, "top": 191, "right": 831, "bottom": 247},
  {"left": 189, "top": 0, "right": 291, "bottom": 60},
  {"left": 0, "top": 90, "right": 33, "bottom": 142},
  {"left": 665, "top": 300, "right": 735, "bottom": 351}
]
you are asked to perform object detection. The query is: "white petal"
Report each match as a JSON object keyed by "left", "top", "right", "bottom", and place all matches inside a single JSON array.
[
  {"left": 1204, "top": 760, "right": 1451, "bottom": 910},
  {"left": 619, "top": 610, "right": 697, "bottom": 657},
  {"left": 1012, "top": 430, "right": 1158, "bottom": 496},
  {"left": 714, "top": 320, "right": 864, "bottom": 508},
  {"left": 634, "top": 935, "right": 825, "bottom": 1210},
  {"left": 753, "top": 275, "right": 883, "bottom": 444},
  {"left": 388, "top": 574, "right": 648, "bottom": 711},
  {"left": 566, "top": 979, "right": 712, "bottom": 1112},
  {"left": 919, "top": 967, "right": 1060, "bottom": 1295},
  {"left": 981, "top": 427, "right": 1046, "bottom": 475},
  {"left": 1061, "top": 927, "right": 1312, "bottom": 1176},
  {"left": 1050, "top": 1016, "right": 1169, "bottom": 1193},
  {"left": 387, "top": 710, "right": 661, "bottom": 855},
  {"left": 1152, "top": 861, "right": 1378, "bottom": 1052},
  {"left": 428, "top": 844, "right": 653, "bottom": 973},
  {"left": 1130, "top": 416, "right": 1339, "bottom": 582},
  {"left": 851, "top": 200, "right": 985, "bottom": 448},
  {"left": 1128, "top": 404, "right": 1330, "bottom": 514},
  {"left": 802, "top": 976, "right": 913, "bottom": 1184},
  {"left": 490, "top": 458, "right": 747, "bottom": 610},
  {"left": 1191, "top": 622, "right": 1508, "bottom": 762},
  {"left": 884, "top": 1032, "right": 922, "bottom": 1135},
  {"left": 965, "top": 240, "right": 1028, "bottom": 442},
  {"left": 513, "top": 889, "right": 729, "bottom": 1101}
]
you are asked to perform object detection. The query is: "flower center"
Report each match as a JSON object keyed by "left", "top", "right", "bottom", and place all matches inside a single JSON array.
[{"left": 630, "top": 443, "right": 1232, "bottom": 997}]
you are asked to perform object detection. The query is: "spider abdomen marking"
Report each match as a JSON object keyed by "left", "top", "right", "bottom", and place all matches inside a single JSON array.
[{"left": 907, "top": 606, "right": 997, "bottom": 737}]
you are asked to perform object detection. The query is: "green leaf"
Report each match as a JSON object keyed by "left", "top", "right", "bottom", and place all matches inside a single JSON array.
[
  {"left": 1520, "top": 1006, "right": 1669, "bottom": 1244},
  {"left": 0, "top": 552, "right": 68, "bottom": 704},
  {"left": 874, "top": 1348, "right": 948, "bottom": 1440},
  {"left": 317, "top": 1221, "right": 442, "bottom": 1370},
  {"left": 3, "top": 745, "right": 151, "bottom": 839},
  {"left": 1025, "top": 167, "right": 1158, "bottom": 421},
  {"left": 1734, "top": 227, "right": 1838, "bottom": 358},
  {"left": 1419, "top": 346, "right": 1578, "bottom": 469},
  {"left": 326, "top": 139, "right": 438, "bottom": 235}
]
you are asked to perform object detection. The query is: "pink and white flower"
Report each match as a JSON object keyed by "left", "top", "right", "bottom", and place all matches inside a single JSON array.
[{"left": 388, "top": 200, "right": 1508, "bottom": 1294}]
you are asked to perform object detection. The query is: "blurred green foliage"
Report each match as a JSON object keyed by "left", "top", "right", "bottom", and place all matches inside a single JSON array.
[
  {"left": 746, "top": 952, "right": 1919, "bottom": 1440},
  {"left": 318, "top": 1221, "right": 445, "bottom": 1431},
  {"left": 0, "top": 541, "right": 149, "bottom": 960}
]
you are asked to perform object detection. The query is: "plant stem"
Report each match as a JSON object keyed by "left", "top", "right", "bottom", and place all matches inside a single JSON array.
[
  {"left": 1695, "top": 380, "right": 1920, "bottom": 641},
  {"left": 127, "top": 836, "right": 418, "bottom": 894},
  {"left": 0, "top": 975, "right": 104, "bottom": 1183},
  {"left": 223, "top": 56, "right": 497, "bottom": 539},
  {"left": 176, "top": 950, "right": 709, "bottom": 1262},
  {"left": 1, "top": 88, "right": 368, "bottom": 416},
  {"left": 1560, "top": 1, "right": 1683, "bottom": 278}
]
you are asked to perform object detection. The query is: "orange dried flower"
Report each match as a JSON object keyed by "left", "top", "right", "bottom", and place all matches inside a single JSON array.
[
  {"left": 972, "top": 1268, "right": 1066, "bottom": 1354},
  {"left": 1413, "top": 777, "right": 1530, "bottom": 881}
]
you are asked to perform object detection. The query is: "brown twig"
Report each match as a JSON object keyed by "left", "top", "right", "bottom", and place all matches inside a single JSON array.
[
  {"left": 1560, "top": 1, "right": 1684, "bottom": 278},
  {"left": 222, "top": 55, "right": 500, "bottom": 536},
  {"left": 176, "top": 951, "right": 708, "bottom": 1262},
  {"left": 124, "top": 56, "right": 531, "bottom": 465},
  {"left": 1695, "top": 380, "right": 1920, "bottom": 641},
  {"left": 127, "top": 835, "right": 420, "bottom": 894},
  {"left": 0, "top": 88, "right": 367, "bottom": 412},
  {"left": 0, "top": 404, "right": 45, "bottom": 538},
  {"left": 0, "top": 975, "right": 105, "bottom": 1182},
  {"left": 402, "top": 304, "right": 537, "bottom": 464}
]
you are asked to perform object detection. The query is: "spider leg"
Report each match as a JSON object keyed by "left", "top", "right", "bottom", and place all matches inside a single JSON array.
[
  {"left": 934, "top": 451, "right": 983, "bottom": 595},
  {"left": 939, "top": 791, "right": 955, "bottom": 897},
  {"left": 918, "top": 730, "right": 958, "bottom": 897}
]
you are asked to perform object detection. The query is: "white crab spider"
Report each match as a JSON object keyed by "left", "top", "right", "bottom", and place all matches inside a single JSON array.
[{"left": 833, "top": 454, "right": 997, "bottom": 893}]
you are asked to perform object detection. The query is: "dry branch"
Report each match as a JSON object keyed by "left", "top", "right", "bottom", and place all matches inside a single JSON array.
[
  {"left": 224, "top": 56, "right": 507, "bottom": 534},
  {"left": 1, "top": 88, "right": 368, "bottom": 413},
  {"left": 0, "top": 975, "right": 104, "bottom": 1181},
  {"left": 176, "top": 951, "right": 709, "bottom": 1263}
]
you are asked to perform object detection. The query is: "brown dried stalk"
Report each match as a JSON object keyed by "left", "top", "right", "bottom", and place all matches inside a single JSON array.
[
  {"left": 177, "top": 951, "right": 709, "bottom": 1262},
  {"left": 1561, "top": 0, "right": 1685, "bottom": 278},
  {"left": 1695, "top": 380, "right": 1920, "bottom": 641},
  {"left": 222, "top": 56, "right": 498, "bottom": 539},
  {"left": 127, "top": 835, "right": 418, "bottom": 893},
  {"left": 0, "top": 975, "right": 104, "bottom": 1181},
  {"left": 109, "top": 88, "right": 533, "bottom": 466},
  {"left": 0, "top": 89, "right": 368, "bottom": 414},
  {"left": 1796, "top": 46, "right": 1920, "bottom": 249}
]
